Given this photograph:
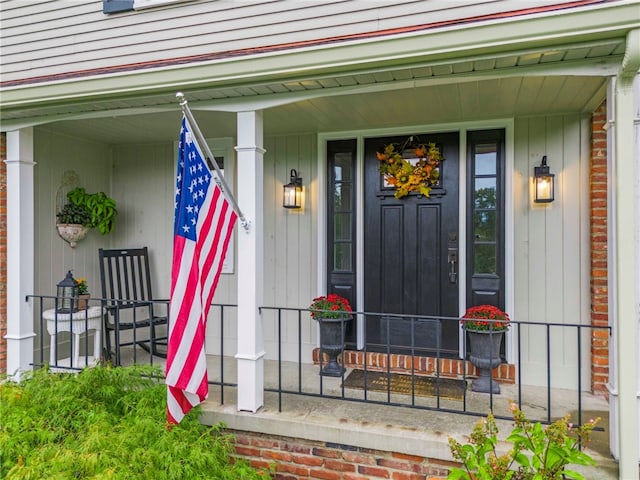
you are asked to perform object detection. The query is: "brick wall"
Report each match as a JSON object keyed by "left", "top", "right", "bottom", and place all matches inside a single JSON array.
[
  {"left": 231, "top": 430, "right": 452, "bottom": 480},
  {"left": 314, "top": 349, "right": 515, "bottom": 385},
  {"left": 0, "top": 132, "right": 6, "bottom": 374},
  {"left": 590, "top": 101, "right": 609, "bottom": 396}
]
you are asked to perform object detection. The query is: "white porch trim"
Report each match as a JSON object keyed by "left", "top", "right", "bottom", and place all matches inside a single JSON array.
[
  {"left": 608, "top": 28, "right": 640, "bottom": 477},
  {"left": 235, "top": 110, "right": 265, "bottom": 412},
  {"left": 4, "top": 128, "right": 36, "bottom": 378}
]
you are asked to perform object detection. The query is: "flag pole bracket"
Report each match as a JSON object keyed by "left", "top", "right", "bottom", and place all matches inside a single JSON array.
[{"left": 176, "top": 92, "right": 251, "bottom": 232}]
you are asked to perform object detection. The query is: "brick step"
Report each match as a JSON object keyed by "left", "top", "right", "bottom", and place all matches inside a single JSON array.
[{"left": 312, "top": 348, "right": 516, "bottom": 384}]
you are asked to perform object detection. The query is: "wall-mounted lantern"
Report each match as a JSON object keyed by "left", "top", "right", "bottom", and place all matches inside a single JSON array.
[
  {"left": 283, "top": 169, "right": 302, "bottom": 209},
  {"left": 534, "top": 156, "right": 555, "bottom": 203},
  {"left": 56, "top": 270, "right": 78, "bottom": 313}
]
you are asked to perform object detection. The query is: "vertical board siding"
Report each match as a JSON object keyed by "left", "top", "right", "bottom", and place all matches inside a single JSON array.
[
  {"left": 262, "top": 133, "right": 318, "bottom": 362},
  {"left": 34, "top": 128, "right": 113, "bottom": 294},
  {"left": 32, "top": 118, "right": 590, "bottom": 382},
  {"left": 110, "top": 143, "right": 175, "bottom": 299},
  {"left": 112, "top": 137, "right": 239, "bottom": 357},
  {"left": 34, "top": 130, "right": 318, "bottom": 363},
  {"left": 2, "top": 0, "right": 586, "bottom": 83},
  {"left": 33, "top": 127, "right": 113, "bottom": 359},
  {"left": 513, "top": 114, "right": 589, "bottom": 389}
]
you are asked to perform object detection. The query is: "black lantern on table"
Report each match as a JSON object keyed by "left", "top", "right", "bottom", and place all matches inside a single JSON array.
[
  {"left": 283, "top": 169, "right": 302, "bottom": 209},
  {"left": 56, "top": 270, "right": 78, "bottom": 313}
]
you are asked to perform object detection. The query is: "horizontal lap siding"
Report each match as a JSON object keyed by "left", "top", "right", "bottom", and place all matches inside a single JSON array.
[{"left": 2, "top": 0, "right": 581, "bottom": 83}]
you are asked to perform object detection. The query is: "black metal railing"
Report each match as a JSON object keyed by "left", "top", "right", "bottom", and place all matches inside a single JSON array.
[
  {"left": 28, "top": 294, "right": 173, "bottom": 370},
  {"left": 26, "top": 295, "right": 610, "bottom": 428},
  {"left": 260, "top": 306, "right": 610, "bottom": 428}
]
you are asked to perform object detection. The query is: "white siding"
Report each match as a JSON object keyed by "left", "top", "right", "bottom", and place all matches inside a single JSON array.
[
  {"left": 108, "top": 131, "right": 320, "bottom": 362},
  {"left": 513, "top": 114, "right": 591, "bottom": 389},
  {"left": 32, "top": 113, "right": 593, "bottom": 383},
  {"left": 1, "top": 0, "right": 594, "bottom": 84},
  {"left": 262, "top": 133, "right": 318, "bottom": 362},
  {"left": 33, "top": 127, "right": 113, "bottom": 360},
  {"left": 32, "top": 127, "right": 319, "bottom": 362},
  {"left": 34, "top": 127, "right": 113, "bottom": 298},
  {"left": 110, "top": 142, "right": 175, "bottom": 298}
]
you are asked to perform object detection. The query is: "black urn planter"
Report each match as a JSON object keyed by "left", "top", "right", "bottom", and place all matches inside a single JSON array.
[
  {"left": 467, "top": 330, "right": 505, "bottom": 393},
  {"left": 315, "top": 316, "right": 350, "bottom": 377}
]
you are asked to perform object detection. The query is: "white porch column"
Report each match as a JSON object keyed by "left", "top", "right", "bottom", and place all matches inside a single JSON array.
[
  {"left": 609, "top": 29, "right": 640, "bottom": 479},
  {"left": 235, "top": 110, "right": 265, "bottom": 412},
  {"left": 4, "top": 128, "right": 36, "bottom": 378}
]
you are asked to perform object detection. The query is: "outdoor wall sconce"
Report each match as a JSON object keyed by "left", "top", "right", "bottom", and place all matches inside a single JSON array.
[
  {"left": 283, "top": 169, "right": 302, "bottom": 209},
  {"left": 56, "top": 270, "right": 79, "bottom": 313},
  {"left": 534, "top": 156, "right": 555, "bottom": 203}
]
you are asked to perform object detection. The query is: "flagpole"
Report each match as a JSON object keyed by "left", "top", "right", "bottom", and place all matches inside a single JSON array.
[{"left": 175, "top": 92, "right": 250, "bottom": 232}]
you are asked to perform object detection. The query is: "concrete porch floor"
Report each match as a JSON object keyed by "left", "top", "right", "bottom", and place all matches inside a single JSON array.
[{"left": 116, "top": 349, "right": 619, "bottom": 479}]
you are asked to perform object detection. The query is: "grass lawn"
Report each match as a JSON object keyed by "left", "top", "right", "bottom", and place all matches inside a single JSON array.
[{"left": 0, "top": 365, "right": 272, "bottom": 479}]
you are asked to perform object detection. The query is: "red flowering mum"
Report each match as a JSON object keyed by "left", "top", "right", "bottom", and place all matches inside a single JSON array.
[
  {"left": 309, "top": 294, "right": 352, "bottom": 319},
  {"left": 460, "top": 305, "right": 510, "bottom": 331}
]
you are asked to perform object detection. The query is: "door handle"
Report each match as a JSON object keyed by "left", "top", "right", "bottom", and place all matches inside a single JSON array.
[{"left": 448, "top": 248, "right": 458, "bottom": 284}]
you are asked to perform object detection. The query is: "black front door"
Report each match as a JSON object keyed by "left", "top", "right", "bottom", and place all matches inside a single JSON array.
[{"left": 363, "top": 132, "right": 460, "bottom": 355}]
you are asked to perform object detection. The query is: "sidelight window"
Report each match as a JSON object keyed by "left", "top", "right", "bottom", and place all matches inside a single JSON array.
[
  {"left": 472, "top": 144, "right": 499, "bottom": 274},
  {"left": 466, "top": 129, "right": 505, "bottom": 310},
  {"left": 326, "top": 140, "right": 357, "bottom": 311},
  {"left": 332, "top": 153, "right": 354, "bottom": 271}
]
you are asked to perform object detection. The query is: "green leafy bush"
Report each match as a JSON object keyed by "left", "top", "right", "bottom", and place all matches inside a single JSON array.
[
  {"left": 447, "top": 403, "right": 599, "bottom": 480},
  {"left": 0, "top": 365, "right": 272, "bottom": 479}
]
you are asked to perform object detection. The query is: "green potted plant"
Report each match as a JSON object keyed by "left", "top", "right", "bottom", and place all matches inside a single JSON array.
[
  {"left": 56, "top": 187, "right": 118, "bottom": 247},
  {"left": 460, "top": 305, "right": 510, "bottom": 393},
  {"left": 75, "top": 276, "right": 90, "bottom": 310},
  {"left": 309, "top": 294, "right": 353, "bottom": 377}
]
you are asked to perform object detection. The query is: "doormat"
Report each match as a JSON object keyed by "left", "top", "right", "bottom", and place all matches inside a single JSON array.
[{"left": 342, "top": 369, "right": 466, "bottom": 400}]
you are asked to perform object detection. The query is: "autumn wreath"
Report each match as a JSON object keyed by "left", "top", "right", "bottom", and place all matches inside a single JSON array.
[{"left": 376, "top": 138, "right": 444, "bottom": 199}]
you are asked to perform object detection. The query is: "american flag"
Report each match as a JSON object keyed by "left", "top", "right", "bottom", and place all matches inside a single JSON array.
[{"left": 166, "top": 116, "right": 238, "bottom": 424}]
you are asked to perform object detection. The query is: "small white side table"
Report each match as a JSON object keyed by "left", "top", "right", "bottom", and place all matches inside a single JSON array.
[{"left": 44, "top": 306, "right": 104, "bottom": 369}]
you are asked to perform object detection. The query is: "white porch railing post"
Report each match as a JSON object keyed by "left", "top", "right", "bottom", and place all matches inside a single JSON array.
[
  {"left": 609, "top": 32, "right": 640, "bottom": 477},
  {"left": 235, "top": 110, "right": 265, "bottom": 412},
  {"left": 4, "top": 128, "right": 36, "bottom": 378}
]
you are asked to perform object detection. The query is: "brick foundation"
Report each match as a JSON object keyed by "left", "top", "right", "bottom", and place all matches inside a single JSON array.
[
  {"left": 0, "top": 132, "right": 6, "bottom": 374},
  {"left": 590, "top": 101, "right": 609, "bottom": 396},
  {"left": 313, "top": 348, "right": 516, "bottom": 384},
  {"left": 231, "top": 430, "right": 452, "bottom": 480}
]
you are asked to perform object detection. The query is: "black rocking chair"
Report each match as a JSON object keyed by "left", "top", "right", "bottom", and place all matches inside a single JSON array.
[{"left": 99, "top": 247, "right": 168, "bottom": 365}]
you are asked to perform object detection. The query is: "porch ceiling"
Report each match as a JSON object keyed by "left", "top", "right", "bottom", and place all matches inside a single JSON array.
[{"left": 1, "top": 38, "right": 621, "bottom": 143}]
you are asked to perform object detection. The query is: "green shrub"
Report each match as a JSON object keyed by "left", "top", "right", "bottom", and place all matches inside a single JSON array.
[
  {"left": 447, "top": 403, "right": 599, "bottom": 480},
  {"left": 0, "top": 365, "right": 272, "bottom": 479}
]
